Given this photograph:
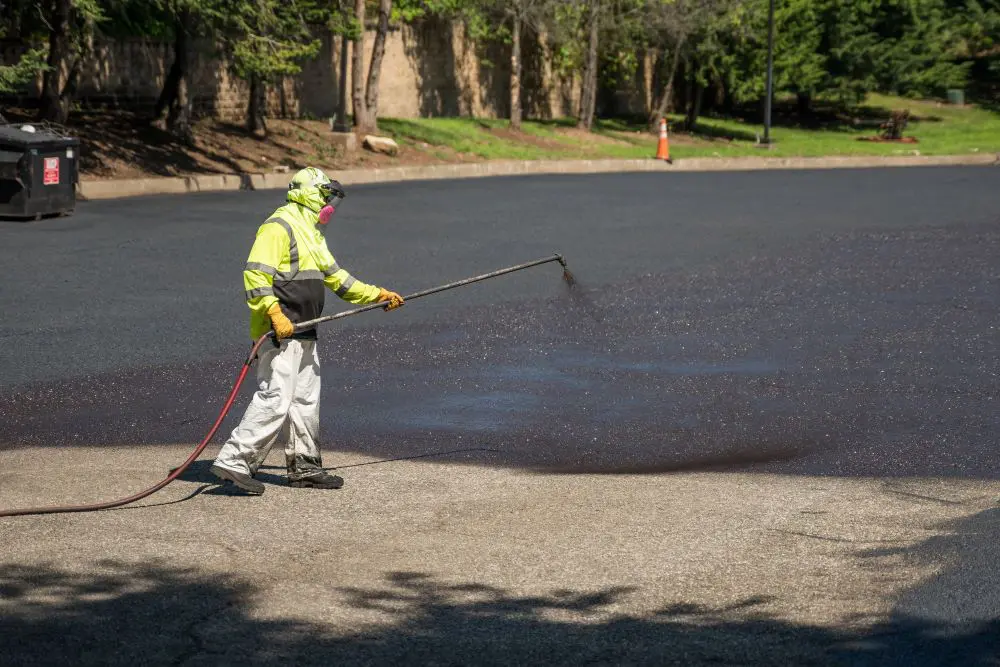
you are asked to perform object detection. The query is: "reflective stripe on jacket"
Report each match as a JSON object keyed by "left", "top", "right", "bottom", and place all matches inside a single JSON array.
[{"left": 243, "top": 202, "right": 381, "bottom": 340}]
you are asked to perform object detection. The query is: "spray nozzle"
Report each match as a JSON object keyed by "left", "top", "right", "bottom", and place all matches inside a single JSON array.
[{"left": 554, "top": 254, "right": 576, "bottom": 287}]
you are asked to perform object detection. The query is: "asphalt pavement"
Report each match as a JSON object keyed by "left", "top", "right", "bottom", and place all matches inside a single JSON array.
[
  {"left": 1, "top": 166, "right": 998, "bottom": 665},
  {"left": 0, "top": 167, "right": 997, "bottom": 478}
]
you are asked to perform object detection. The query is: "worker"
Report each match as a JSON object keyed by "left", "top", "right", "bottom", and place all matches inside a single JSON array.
[{"left": 211, "top": 167, "right": 404, "bottom": 495}]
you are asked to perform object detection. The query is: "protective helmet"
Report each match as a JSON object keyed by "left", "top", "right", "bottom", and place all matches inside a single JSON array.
[{"left": 287, "top": 167, "right": 346, "bottom": 213}]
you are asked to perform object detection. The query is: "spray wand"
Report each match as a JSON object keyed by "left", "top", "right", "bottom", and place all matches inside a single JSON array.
[{"left": 299, "top": 253, "right": 575, "bottom": 331}]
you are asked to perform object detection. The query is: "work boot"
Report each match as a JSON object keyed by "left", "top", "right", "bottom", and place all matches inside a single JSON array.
[
  {"left": 211, "top": 464, "right": 265, "bottom": 495},
  {"left": 289, "top": 471, "right": 344, "bottom": 489}
]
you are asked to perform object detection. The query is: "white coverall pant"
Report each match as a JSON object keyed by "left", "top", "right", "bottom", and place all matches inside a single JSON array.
[{"left": 214, "top": 339, "right": 324, "bottom": 481}]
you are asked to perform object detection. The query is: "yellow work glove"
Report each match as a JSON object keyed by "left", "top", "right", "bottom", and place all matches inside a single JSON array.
[
  {"left": 377, "top": 287, "right": 405, "bottom": 311},
  {"left": 267, "top": 303, "right": 295, "bottom": 339}
]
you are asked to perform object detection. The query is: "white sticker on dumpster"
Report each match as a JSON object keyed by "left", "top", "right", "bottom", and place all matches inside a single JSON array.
[{"left": 43, "top": 157, "right": 59, "bottom": 185}]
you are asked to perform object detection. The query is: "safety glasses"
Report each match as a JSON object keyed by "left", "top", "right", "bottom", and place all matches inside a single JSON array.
[{"left": 319, "top": 182, "right": 346, "bottom": 208}]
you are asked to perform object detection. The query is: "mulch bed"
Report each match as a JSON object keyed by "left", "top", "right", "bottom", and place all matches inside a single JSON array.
[{"left": 856, "top": 136, "right": 919, "bottom": 143}]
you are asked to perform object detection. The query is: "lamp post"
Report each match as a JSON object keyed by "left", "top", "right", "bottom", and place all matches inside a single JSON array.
[{"left": 763, "top": 0, "right": 775, "bottom": 145}]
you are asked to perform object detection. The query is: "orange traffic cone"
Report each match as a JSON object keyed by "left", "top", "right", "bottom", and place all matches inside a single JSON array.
[{"left": 655, "top": 118, "right": 672, "bottom": 163}]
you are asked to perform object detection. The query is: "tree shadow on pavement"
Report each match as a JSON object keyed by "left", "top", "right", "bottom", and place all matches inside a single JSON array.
[
  {"left": 849, "top": 505, "right": 1000, "bottom": 666},
  {"left": 2, "top": 548, "right": 998, "bottom": 666}
]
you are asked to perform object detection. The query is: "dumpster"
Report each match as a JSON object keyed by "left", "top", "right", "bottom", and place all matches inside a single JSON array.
[{"left": 0, "top": 123, "right": 79, "bottom": 220}]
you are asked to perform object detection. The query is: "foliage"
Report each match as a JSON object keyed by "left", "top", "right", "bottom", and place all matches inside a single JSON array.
[
  {"left": 2, "top": 0, "right": 999, "bottom": 128},
  {"left": 720, "top": 0, "right": 974, "bottom": 106},
  {"left": 598, "top": 0, "right": 649, "bottom": 88},
  {"left": 73, "top": 0, "right": 108, "bottom": 24},
  {"left": 224, "top": 0, "right": 319, "bottom": 82},
  {"left": 0, "top": 49, "right": 48, "bottom": 94},
  {"left": 722, "top": 0, "right": 826, "bottom": 103},
  {"left": 866, "top": 0, "right": 970, "bottom": 96},
  {"left": 548, "top": 2, "right": 587, "bottom": 76}
]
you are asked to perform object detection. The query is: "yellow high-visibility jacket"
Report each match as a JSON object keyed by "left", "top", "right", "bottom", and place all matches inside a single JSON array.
[{"left": 243, "top": 201, "right": 381, "bottom": 340}]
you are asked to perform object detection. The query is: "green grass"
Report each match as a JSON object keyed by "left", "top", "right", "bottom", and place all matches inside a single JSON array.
[
  {"left": 665, "top": 94, "right": 1000, "bottom": 158},
  {"left": 378, "top": 94, "right": 1000, "bottom": 162},
  {"left": 378, "top": 117, "right": 566, "bottom": 160}
]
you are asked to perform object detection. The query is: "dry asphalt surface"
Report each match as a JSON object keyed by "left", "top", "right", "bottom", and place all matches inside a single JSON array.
[{"left": 0, "top": 167, "right": 998, "bottom": 665}]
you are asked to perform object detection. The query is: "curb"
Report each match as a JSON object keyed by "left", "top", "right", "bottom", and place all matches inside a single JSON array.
[{"left": 76, "top": 153, "right": 1000, "bottom": 201}]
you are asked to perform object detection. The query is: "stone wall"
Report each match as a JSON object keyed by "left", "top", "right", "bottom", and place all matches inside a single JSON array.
[
  {"left": 272, "top": 18, "right": 584, "bottom": 121},
  {"left": 73, "top": 37, "right": 275, "bottom": 119},
  {"left": 1, "top": 37, "right": 252, "bottom": 119},
  {"left": 2, "top": 19, "right": 641, "bottom": 122}
]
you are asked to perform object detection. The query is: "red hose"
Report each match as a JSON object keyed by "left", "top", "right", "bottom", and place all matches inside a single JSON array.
[{"left": 0, "top": 335, "right": 272, "bottom": 517}]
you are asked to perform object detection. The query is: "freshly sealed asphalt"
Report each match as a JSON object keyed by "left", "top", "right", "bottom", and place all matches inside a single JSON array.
[{"left": 0, "top": 167, "right": 997, "bottom": 479}]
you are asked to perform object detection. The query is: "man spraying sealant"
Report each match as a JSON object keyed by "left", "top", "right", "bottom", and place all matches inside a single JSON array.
[
  {"left": 210, "top": 167, "right": 405, "bottom": 495},
  {"left": 0, "top": 216, "right": 567, "bottom": 516}
]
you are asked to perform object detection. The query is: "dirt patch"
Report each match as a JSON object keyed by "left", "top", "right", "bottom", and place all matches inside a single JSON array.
[
  {"left": 602, "top": 128, "right": 714, "bottom": 148},
  {"left": 856, "top": 136, "right": 920, "bottom": 144},
  {"left": 487, "top": 126, "right": 568, "bottom": 151}
]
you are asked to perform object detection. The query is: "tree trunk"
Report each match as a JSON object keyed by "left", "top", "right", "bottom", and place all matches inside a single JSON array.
[
  {"left": 577, "top": 0, "right": 599, "bottom": 131},
  {"left": 167, "top": 62, "right": 193, "bottom": 142},
  {"left": 38, "top": 0, "right": 72, "bottom": 123},
  {"left": 332, "top": 34, "right": 350, "bottom": 132},
  {"left": 247, "top": 74, "right": 266, "bottom": 135},
  {"left": 707, "top": 78, "right": 723, "bottom": 114},
  {"left": 678, "top": 58, "right": 687, "bottom": 111},
  {"left": 686, "top": 80, "right": 702, "bottom": 130},
  {"left": 351, "top": 0, "right": 373, "bottom": 133},
  {"left": 154, "top": 9, "right": 193, "bottom": 141},
  {"left": 648, "top": 37, "right": 684, "bottom": 129},
  {"left": 154, "top": 16, "right": 184, "bottom": 120},
  {"left": 684, "top": 61, "right": 704, "bottom": 132},
  {"left": 363, "top": 0, "right": 392, "bottom": 130},
  {"left": 796, "top": 91, "right": 811, "bottom": 117},
  {"left": 510, "top": 13, "right": 522, "bottom": 130},
  {"left": 722, "top": 78, "right": 735, "bottom": 114}
]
